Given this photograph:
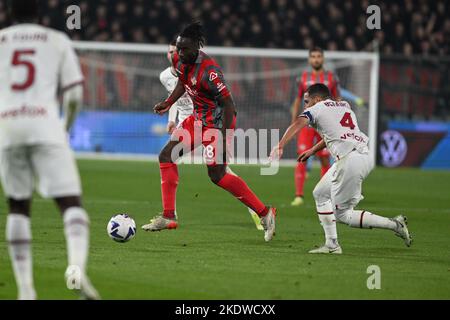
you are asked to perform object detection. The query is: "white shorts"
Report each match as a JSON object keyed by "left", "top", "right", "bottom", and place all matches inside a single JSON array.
[
  {"left": 0, "top": 144, "right": 81, "bottom": 199},
  {"left": 313, "top": 151, "right": 374, "bottom": 211}
]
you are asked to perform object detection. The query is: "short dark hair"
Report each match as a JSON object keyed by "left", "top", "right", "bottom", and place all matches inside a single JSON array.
[
  {"left": 309, "top": 46, "right": 324, "bottom": 55},
  {"left": 9, "top": 0, "right": 39, "bottom": 22},
  {"left": 170, "top": 39, "right": 177, "bottom": 46},
  {"left": 306, "top": 83, "right": 331, "bottom": 99},
  {"left": 179, "top": 21, "right": 206, "bottom": 48}
]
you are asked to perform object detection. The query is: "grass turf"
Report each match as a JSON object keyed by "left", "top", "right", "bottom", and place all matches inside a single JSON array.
[{"left": 0, "top": 159, "right": 449, "bottom": 299}]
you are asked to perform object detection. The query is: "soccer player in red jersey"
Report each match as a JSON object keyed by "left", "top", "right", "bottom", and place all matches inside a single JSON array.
[
  {"left": 290, "top": 47, "right": 340, "bottom": 206},
  {"left": 142, "top": 22, "right": 276, "bottom": 242}
]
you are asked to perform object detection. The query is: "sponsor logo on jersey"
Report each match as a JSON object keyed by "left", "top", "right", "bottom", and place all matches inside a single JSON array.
[
  {"left": 340, "top": 132, "right": 366, "bottom": 143},
  {"left": 191, "top": 76, "right": 197, "bottom": 86},
  {"left": 0, "top": 106, "right": 47, "bottom": 119},
  {"left": 216, "top": 82, "right": 226, "bottom": 92}
]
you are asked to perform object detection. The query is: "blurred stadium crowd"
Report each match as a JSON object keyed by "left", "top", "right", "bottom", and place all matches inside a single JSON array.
[{"left": 0, "top": 0, "right": 448, "bottom": 56}]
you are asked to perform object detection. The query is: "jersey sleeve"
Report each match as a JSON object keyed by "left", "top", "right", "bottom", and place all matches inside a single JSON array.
[
  {"left": 167, "top": 104, "right": 178, "bottom": 123},
  {"left": 202, "top": 65, "right": 231, "bottom": 100},
  {"left": 59, "top": 34, "right": 83, "bottom": 90},
  {"left": 160, "top": 70, "right": 176, "bottom": 94},
  {"left": 299, "top": 104, "right": 321, "bottom": 125}
]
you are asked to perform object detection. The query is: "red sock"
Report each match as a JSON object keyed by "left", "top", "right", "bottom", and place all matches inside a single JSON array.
[
  {"left": 295, "top": 162, "right": 306, "bottom": 197},
  {"left": 320, "top": 162, "right": 330, "bottom": 177},
  {"left": 216, "top": 173, "right": 268, "bottom": 216},
  {"left": 160, "top": 163, "right": 178, "bottom": 219}
]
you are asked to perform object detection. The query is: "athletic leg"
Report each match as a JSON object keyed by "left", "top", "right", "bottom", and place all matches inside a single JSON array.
[
  {"left": 32, "top": 144, "right": 99, "bottom": 299},
  {"left": 332, "top": 152, "right": 412, "bottom": 247},
  {"left": 142, "top": 116, "right": 196, "bottom": 231},
  {"left": 6, "top": 198, "right": 36, "bottom": 300},
  {"left": 292, "top": 127, "right": 314, "bottom": 205},
  {"left": 205, "top": 125, "right": 275, "bottom": 241},
  {"left": 309, "top": 164, "right": 342, "bottom": 254},
  {"left": 1, "top": 146, "right": 36, "bottom": 299}
]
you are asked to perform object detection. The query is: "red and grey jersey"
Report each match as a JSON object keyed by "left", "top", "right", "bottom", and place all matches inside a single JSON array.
[
  {"left": 172, "top": 51, "right": 231, "bottom": 129},
  {"left": 297, "top": 70, "right": 340, "bottom": 100}
]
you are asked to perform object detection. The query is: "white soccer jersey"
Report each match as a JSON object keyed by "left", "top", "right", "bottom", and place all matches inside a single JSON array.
[
  {"left": 301, "top": 99, "right": 369, "bottom": 160},
  {"left": 0, "top": 23, "right": 83, "bottom": 148},
  {"left": 159, "top": 66, "right": 193, "bottom": 123}
]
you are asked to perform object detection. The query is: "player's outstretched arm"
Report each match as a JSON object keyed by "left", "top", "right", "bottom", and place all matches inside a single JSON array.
[
  {"left": 279, "top": 116, "right": 309, "bottom": 149},
  {"left": 298, "top": 139, "right": 326, "bottom": 162},
  {"left": 154, "top": 79, "right": 185, "bottom": 115},
  {"left": 270, "top": 116, "right": 309, "bottom": 160},
  {"left": 63, "top": 84, "right": 83, "bottom": 132}
]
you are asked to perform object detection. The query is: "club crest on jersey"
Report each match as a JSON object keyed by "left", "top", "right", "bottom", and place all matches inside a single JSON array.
[
  {"left": 209, "top": 72, "right": 218, "bottom": 81},
  {"left": 191, "top": 76, "right": 197, "bottom": 86}
]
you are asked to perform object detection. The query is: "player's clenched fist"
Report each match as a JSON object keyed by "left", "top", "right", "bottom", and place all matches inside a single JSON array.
[{"left": 154, "top": 101, "right": 172, "bottom": 115}]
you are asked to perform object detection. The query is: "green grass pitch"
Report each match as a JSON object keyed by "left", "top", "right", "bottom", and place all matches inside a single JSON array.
[{"left": 0, "top": 159, "right": 449, "bottom": 299}]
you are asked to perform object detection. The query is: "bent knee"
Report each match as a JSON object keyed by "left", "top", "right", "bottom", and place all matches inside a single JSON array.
[
  {"left": 159, "top": 149, "right": 172, "bottom": 163},
  {"left": 334, "top": 208, "right": 352, "bottom": 225},
  {"left": 312, "top": 184, "right": 328, "bottom": 201},
  {"left": 208, "top": 167, "right": 226, "bottom": 184}
]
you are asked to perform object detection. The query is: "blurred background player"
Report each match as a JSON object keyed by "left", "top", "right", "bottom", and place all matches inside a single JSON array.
[
  {"left": 290, "top": 47, "right": 338, "bottom": 206},
  {"left": 0, "top": 0, "right": 99, "bottom": 299},
  {"left": 142, "top": 22, "right": 275, "bottom": 241},
  {"left": 159, "top": 39, "right": 193, "bottom": 134},
  {"left": 274, "top": 84, "right": 412, "bottom": 253}
]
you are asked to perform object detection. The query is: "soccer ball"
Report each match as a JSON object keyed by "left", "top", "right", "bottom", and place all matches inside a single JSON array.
[{"left": 107, "top": 214, "right": 137, "bottom": 243}]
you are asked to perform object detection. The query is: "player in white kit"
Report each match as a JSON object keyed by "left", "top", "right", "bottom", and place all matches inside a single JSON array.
[
  {"left": 272, "top": 84, "right": 412, "bottom": 254},
  {"left": 0, "top": 1, "right": 99, "bottom": 299},
  {"left": 159, "top": 40, "right": 193, "bottom": 134}
]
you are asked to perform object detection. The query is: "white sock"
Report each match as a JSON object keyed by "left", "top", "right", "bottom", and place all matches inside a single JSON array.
[
  {"left": 63, "top": 207, "right": 90, "bottom": 275},
  {"left": 357, "top": 210, "right": 397, "bottom": 230},
  {"left": 340, "top": 209, "right": 397, "bottom": 230},
  {"left": 6, "top": 214, "right": 36, "bottom": 300},
  {"left": 317, "top": 214, "right": 339, "bottom": 248}
]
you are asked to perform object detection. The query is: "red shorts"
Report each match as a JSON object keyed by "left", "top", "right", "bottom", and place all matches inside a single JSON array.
[
  {"left": 297, "top": 126, "right": 330, "bottom": 157},
  {"left": 172, "top": 114, "right": 236, "bottom": 166}
]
